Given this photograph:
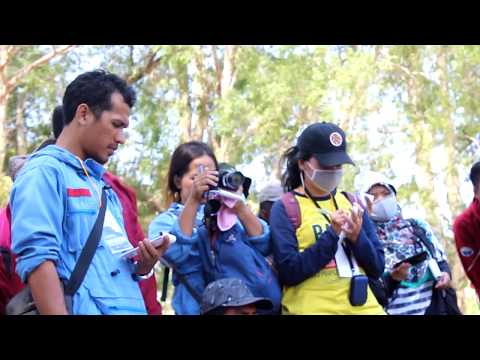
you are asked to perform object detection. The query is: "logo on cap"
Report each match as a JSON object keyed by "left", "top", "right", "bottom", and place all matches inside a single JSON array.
[
  {"left": 330, "top": 132, "right": 343, "bottom": 147},
  {"left": 460, "top": 246, "right": 474, "bottom": 257}
]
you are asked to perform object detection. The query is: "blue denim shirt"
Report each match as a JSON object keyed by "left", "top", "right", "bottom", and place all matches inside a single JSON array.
[
  {"left": 148, "top": 202, "right": 205, "bottom": 315},
  {"left": 174, "top": 217, "right": 282, "bottom": 314},
  {"left": 10, "top": 145, "right": 146, "bottom": 315}
]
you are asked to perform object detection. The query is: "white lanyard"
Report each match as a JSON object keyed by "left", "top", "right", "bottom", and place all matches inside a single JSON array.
[{"left": 302, "top": 185, "right": 360, "bottom": 278}]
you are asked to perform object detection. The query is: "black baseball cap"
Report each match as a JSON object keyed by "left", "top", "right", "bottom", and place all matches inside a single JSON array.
[{"left": 297, "top": 122, "right": 355, "bottom": 167}]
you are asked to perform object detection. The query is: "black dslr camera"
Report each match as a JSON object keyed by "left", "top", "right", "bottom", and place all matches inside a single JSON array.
[
  {"left": 202, "top": 163, "right": 252, "bottom": 228},
  {"left": 214, "top": 163, "right": 251, "bottom": 197},
  {"left": 217, "top": 168, "right": 245, "bottom": 192}
]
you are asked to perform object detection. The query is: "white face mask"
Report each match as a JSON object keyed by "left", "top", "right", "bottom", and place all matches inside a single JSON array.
[
  {"left": 370, "top": 194, "right": 399, "bottom": 221},
  {"left": 305, "top": 162, "right": 344, "bottom": 193}
]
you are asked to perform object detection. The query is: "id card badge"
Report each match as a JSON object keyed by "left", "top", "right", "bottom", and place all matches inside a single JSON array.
[
  {"left": 428, "top": 258, "right": 442, "bottom": 280},
  {"left": 102, "top": 207, "right": 134, "bottom": 258},
  {"left": 335, "top": 234, "right": 361, "bottom": 278}
]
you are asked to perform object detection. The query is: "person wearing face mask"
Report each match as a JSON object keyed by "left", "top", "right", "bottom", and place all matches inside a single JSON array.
[
  {"left": 270, "top": 122, "right": 385, "bottom": 315},
  {"left": 364, "top": 174, "right": 461, "bottom": 315}
]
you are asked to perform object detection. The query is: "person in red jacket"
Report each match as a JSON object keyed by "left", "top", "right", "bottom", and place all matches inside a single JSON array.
[
  {"left": 0, "top": 157, "right": 28, "bottom": 314},
  {"left": 453, "top": 161, "right": 480, "bottom": 299},
  {"left": 103, "top": 172, "right": 162, "bottom": 314}
]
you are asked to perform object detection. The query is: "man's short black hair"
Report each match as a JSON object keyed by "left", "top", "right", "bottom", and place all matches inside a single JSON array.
[
  {"left": 52, "top": 105, "right": 64, "bottom": 139},
  {"left": 62, "top": 70, "right": 136, "bottom": 125},
  {"left": 470, "top": 161, "right": 480, "bottom": 189}
]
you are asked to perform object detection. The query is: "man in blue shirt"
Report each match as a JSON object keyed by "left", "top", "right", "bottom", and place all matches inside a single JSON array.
[{"left": 10, "top": 70, "right": 169, "bottom": 315}]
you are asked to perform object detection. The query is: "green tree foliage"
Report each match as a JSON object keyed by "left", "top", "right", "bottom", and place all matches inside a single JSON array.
[{"left": 4, "top": 45, "right": 480, "bottom": 313}]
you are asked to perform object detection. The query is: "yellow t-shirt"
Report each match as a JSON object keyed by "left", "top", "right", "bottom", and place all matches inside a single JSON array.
[{"left": 281, "top": 192, "right": 385, "bottom": 315}]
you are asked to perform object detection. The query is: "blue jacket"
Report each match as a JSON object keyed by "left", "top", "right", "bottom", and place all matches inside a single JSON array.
[
  {"left": 174, "top": 218, "right": 282, "bottom": 314},
  {"left": 148, "top": 203, "right": 205, "bottom": 315},
  {"left": 10, "top": 145, "right": 147, "bottom": 315}
]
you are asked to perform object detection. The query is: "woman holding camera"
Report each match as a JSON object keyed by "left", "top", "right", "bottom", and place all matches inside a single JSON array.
[
  {"left": 175, "top": 162, "right": 281, "bottom": 314},
  {"left": 270, "top": 122, "right": 385, "bottom": 314},
  {"left": 148, "top": 141, "right": 218, "bottom": 315}
]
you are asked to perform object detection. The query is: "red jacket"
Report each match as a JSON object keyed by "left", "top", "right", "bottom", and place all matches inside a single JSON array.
[
  {"left": 103, "top": 172, "right": 162, "bottom": 315},
  {"left": 453, "top": 197, "right": 480, "bottom": 299}
]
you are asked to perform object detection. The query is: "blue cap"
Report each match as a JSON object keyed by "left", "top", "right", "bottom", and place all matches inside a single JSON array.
[{"left": 201, "top": 278, "right": 273, "bottom": 314}]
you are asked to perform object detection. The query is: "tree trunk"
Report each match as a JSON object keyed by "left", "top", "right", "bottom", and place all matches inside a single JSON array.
[
  {"left": 15, "top": 91, "right": 27, "bottom": 154},
  {"left": 215, "top": 45, "right": 238, "bottom": 162},
  {"left": 0, "top": 95, "right": 6, "bottom": 172},
  {"left": 0, "top": 46, "right": 8, "bottom": 172},
  {"left": 193, "top": 47, "right": 210, "bottom": 142},
  {"left": 221, "top": 45, "right": 237, "bottom": 96},
  {"left": 174, "top": 61, "right": 193, "bottom": 142},
  {"left": 401, "top": 58, "right": 443, "bottom": 233},
  {"left": 437, "top": 46, "right": 468, "bottom": 309}
]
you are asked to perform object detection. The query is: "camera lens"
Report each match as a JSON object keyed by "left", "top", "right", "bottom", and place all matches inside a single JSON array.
[{"left": 226, "top": 171, "right": 244, "bottom": 189}]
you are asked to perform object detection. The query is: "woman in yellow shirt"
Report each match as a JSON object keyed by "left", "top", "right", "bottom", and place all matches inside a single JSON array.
[{"left": 270, "top": 122, "right": 385, "bottom": 315}]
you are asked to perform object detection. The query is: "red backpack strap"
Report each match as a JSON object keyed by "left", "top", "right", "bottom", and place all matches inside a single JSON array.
[
  {"left": 0, "top": 247, "right": 13, "bottom": 278},
  {"left": 281, "top": 192, "right": 301, "bottom": 230}
]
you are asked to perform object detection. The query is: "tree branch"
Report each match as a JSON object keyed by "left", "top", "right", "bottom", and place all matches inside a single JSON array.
[
  {"left": 6, "top": 45, "right": 74, "bottom": 91},
  {"left": 461, "top": 133, "right": 480, "bottom": 149},
  {"left": 6, "top": 46, "right": 21, "bottom": 63},
  {"left": 0, "top": 46, "right": 22, "bottom": 71},
  {"left": 211, "top": 45, "right": 223, "bottom": 97},
  {"left": 126, "top": 49, "right": 162, "bottom": 85}
]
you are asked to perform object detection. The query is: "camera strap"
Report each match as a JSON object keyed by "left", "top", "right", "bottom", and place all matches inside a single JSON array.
[{"left": 303, "top": 186, "right": 339, "bottom": 221}]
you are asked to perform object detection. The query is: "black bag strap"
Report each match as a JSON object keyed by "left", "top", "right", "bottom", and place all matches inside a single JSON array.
[
  {"left": 407, "top": 219, "right": 435, "bottom": 258},
  {"left": 160, "top": 267, "right": 170, "bottom": 302},
  {"left": 63, "top": 187, "right": 108, "bottom": 296},
  {"left": 341, "top": 242, "right": 358, "bottom": 275},
  {"left": 173, "top": 267, "right": 203, "bottom": 304},
  {"left": 159, "top": 256, "right": 203, "bottom": 305}
]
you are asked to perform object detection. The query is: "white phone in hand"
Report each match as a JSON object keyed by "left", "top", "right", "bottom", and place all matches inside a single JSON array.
[
  {"left": 120, "top": 232, "right": 176, "bottom": 259},
  {"left": 351, "top": 203, "right": 364, "bottom": 218},
  {"left": 355, "top": 191, "right": 374, "bottom": 209}
]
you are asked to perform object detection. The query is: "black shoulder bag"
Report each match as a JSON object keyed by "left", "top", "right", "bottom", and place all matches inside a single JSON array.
[{"left": 408, "top": 219, "right": 462, "bottom": 315}]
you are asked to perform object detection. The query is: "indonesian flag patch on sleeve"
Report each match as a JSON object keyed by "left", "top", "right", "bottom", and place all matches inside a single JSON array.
[{"left": 67, "top": 188, "right": 92, "bottom": 197}]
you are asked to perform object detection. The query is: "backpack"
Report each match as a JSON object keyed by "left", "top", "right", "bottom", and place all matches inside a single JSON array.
[
  {"left": 280, "top": 191, "right": 389, "bottom": 307},
  {"left": 406, "top": 219, "right": 462, "bottom": 315}
]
